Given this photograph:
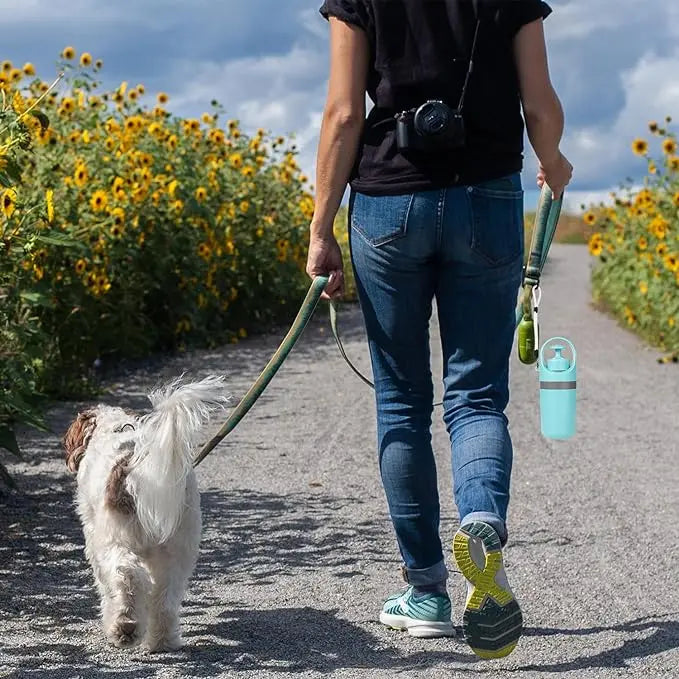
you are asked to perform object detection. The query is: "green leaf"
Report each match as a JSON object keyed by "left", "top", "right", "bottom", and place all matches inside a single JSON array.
[
  {"left": 0, "top": 172, "right": 12, "bottom": 188},
  {"left": 0, "top": 461, "right": 17, "bottom": 489},
  {"left": 0, "top": 426, "right": 22, "bottom": 459},
  {"left": 20, "top": 291, "right": 51, "bottom": 306},
  {"left": 35, "top": 233, "right": 83, "bottom": 249},
  {"left": 30, "top": 110, "right": 50, "bottom": 132},
  {"left": 3, "top": 156, "right": 22, "bottom": 184}
]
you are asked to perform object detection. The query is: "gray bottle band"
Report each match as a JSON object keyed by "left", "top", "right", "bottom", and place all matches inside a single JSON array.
[{"left": 540, "top": 381, "right": 577, "bottom": 390}]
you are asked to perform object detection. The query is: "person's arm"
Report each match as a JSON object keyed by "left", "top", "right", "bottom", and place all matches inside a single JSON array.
[
  {"left": 514, "top": 18, "right": 572, "bottom": 198},
  {"left": 306, "top": 17, "right": 369, "bottom": 298}
]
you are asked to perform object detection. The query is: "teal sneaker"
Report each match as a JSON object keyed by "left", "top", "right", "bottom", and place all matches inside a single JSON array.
[
  {"left": 453, "top": 521, "right": 523, "bottom": 659},
  {"left": 379, "top": 585, "right": 455, "bottom": 638}
]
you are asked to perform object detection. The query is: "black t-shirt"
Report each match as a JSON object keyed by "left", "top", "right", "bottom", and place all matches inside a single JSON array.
[{"left": 319, "top": 0, "right": 552, "bottom": 195}]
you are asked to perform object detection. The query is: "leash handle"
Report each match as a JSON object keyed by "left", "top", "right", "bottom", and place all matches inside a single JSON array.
[{"left": 193, "top": 275, "right": 329, "bottom": 467}]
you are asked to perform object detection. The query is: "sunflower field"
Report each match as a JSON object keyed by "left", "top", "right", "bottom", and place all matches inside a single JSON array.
[
  {"left": 0, "top": 49, "right": 316, "bottom": 472},
  {"left": 585, "top": 117, "right": 679, "bottom": 361}
]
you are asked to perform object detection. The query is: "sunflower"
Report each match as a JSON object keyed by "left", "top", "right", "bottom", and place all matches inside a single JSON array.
[
  {"left": 198, "top": 242, "right": 212, "bottom": 260},
  {"left": 195, "top": 186, "right": 207, "bottom": 202},
  {"left": 95, "top": 59, "right": 103, "bottom": 69},
  {"left": 168, "top": 179, "right": 178, "bottom": 197},
  {"left": 1, "top": 60, "right": 11, "bottom": 72},
  {"left": 657, "top": 243, "right": 668, "bottom": 256},
  {"left": 201, "top": 113, "right": 213, "bottom": 125},
  {"left": 75, "top": 258, "right": 87, "bottom": 274},
  {"left": 241, "top": 166, "right": 255, "bottom": 178},
  {"left": 588, "top": 234, "right": 603, "bottom": 257},
  {"left": 61, "top": 97, "right": 75, "bottom": 113},
  {"left": 128, "top": 89, "right": 138, "bottom": 101},
  {"left": 157, "top": 92, "right": 169, "bottom": 104},
  {"left": 240, "top": 200, "right": 250, "bottom": 214},
  {"left": 637, "top": 236, "right": 648, "bottom": 251},
  {"left": 62, "top": 46, "right": 76, "bottom": 60},
  {"left": 229, "top": 153, "right": 243, "bottom": 169},
  {"left": 90, "top": 189, "right": 108, "bottom": 212},
  {"left": 651, "top": 217, "right": 668, "bottom": 240},
  {"left": 80, "top": 52, "right": 92, "bottom": 67},
  {"left": 9, "top": 68, "right": 22, "bottom": 83},
  {"left": 46, "top": 189, "right": 54, "bottom": 224},
  {"left": 136, "top": 84, "right": 145, "bottom": 94},
  {"left": 110, "top": 223, "right": 124, "bottom": 238},
  {"left": 22, "top": 62, "right": 36, "bottom": 76},
  {"left": 662, "top": 139, "right": 677, "bottom": 155},
  {"left": 209, "top": 129, "right": 225, "bottom": 145},
  {"left": 669, "top": 317, "right": 676, "bottom": 328},
  {"left": 673, "top": 192, "right": 679, "bottom": 207},
  {"left": 669, "top": 156, "right": 679, "bottom": 172},
  {"left": 639, "top": 281, "right": 648, "bottom": 295},
  {"left": 74, "top": 164, "right": 88, "bottom": 187},
  {"left": 649, "top": 121, "right": 659, "bottom": 134},
  {"left": 68, "top": 130, "right": 80, "bottom": 144},
  {"left": 2, "top": 188, "right": 17, "bottom": 218},
  {"left": 167, "top": 134, "right": 178, "bottom": 150},
  {"left": 632, "top": 138, "right": 648, "bottom": 156},
  {"left": 664, "top": 253, "right": 679, "bottom": 272},
  {"left": 583, "top": 211, "right": 596, "bottom": 226},
  {"left": 111, "top": 207, "right": 125, "bottom": 227}
]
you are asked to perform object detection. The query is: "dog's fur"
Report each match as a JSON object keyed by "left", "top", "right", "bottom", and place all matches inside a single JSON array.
[{"left": 63, "top": 375, "right": 229, "bottom": 652}]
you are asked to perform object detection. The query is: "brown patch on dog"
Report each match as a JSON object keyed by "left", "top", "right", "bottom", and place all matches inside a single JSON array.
[
  {"left": 63, "top": 410, "right": 97, "bottom": 473},
  {"left": 105, "top": 453, "right": 135, "bottom": 514}
]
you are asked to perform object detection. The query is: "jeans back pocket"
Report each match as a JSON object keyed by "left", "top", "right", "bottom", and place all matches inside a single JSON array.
[
  {"left": 467, "top": 174, "right": 524, "bottom": 266},
  {"left": 350, "top": 192, "right": 414, "bottom": 247}
]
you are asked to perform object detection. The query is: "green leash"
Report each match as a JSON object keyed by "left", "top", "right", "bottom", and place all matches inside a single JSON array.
[
  {"left": 193, "top": 185, "right": 562, "bottom": 467},
  {"left": 193, "top": 275, "right": 329, "bottom": 467}
]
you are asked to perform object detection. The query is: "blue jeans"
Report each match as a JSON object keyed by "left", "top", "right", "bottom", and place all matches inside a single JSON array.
[{"left": 349, "top": 173, "right": 524, "bottom": 588}]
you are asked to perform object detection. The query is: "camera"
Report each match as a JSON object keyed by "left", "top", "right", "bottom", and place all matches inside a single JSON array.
[{"left": 396, "top": 100, "right": 466, "bottom": 154}]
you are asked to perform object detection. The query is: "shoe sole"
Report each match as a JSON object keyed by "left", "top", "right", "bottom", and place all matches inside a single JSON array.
[
  {"left": 453, "top": 521, "right": 523, "bottom": 659},
  {"left": 379, "top": 611, "right": 455, "bottom": 639}
]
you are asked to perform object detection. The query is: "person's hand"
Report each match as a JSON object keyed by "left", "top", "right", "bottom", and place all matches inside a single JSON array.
[
  {"left": 537, "top": 152, "right": 573, "bottom": 200},
  {"left": 306, "top": 232, "right": 344, "bottom": 300}
]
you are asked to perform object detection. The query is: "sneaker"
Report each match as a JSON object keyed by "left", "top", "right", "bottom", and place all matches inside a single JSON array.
[
  {"left": 379, "top": 585, "right": 455, "bottom": 638},
  {"left": 453, "top": 521, "right": 523, "bottom": 659}
]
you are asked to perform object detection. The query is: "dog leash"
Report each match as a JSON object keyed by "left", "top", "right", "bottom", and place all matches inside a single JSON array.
[{"left": 193, "top": 185, "right": 561, "bottom": 467}]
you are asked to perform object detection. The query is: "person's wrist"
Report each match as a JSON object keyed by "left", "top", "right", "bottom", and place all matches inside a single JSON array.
[
  {"left": 540, "top": 149, "right": 562, "bottom": 170},
  {"left": 310, "top": 221, "right": 335, "bottom": 240}
]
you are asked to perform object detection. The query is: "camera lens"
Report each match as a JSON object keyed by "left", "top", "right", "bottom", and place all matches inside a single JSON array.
[{"left": 415, "top": 101, "right": 451, "bottom": 136}]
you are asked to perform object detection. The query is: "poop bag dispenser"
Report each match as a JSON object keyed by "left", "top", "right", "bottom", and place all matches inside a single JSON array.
[{"left": 538, "top": 337, "right": 577, "bottom": 440}]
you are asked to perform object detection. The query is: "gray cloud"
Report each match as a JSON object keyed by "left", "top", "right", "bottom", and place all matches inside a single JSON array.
[{"left": 1, "top": 0, "right": 678, "bottom": 200}]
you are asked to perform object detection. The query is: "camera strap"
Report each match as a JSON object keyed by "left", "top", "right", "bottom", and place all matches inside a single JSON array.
[{"left": 456, "top": 19, "right": 481, "bottom": 114}]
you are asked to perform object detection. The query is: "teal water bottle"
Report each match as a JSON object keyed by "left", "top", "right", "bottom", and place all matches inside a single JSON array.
[{"left": 538, "top": 337, "right": 577, "bottom": 440}]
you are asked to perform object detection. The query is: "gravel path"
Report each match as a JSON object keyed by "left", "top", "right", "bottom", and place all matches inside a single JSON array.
[{"left": 2, "top": 244, "right": 678, "bottom": 679}]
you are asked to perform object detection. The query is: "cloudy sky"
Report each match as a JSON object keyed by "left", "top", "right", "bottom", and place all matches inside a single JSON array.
[{"left": 2, "top": 0, "right": 678, "bottom": 212}]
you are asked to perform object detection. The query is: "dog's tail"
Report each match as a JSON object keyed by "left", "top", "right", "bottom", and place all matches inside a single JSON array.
[{"left": 126, "top": 375, "right": 229, "bottom": 543}]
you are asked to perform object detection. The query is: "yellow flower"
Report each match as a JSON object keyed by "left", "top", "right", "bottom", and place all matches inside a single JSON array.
[
  {"left": 632, "top": 138, "right": 648, "bottom": 156},
  {"left": 669, "top": 156, "right": 679, "bottom": 172},
  {"left": 195, "top": 186, "right": 207, "bottom": 202},
  {"left": 657, "top": 243, "right": 668, "bottom": 256},
  {"left": 157, "top": 92, "right": 169, "bottom": 104},
  {"left": 61, "top": 97, "right": 75, "bottom": 113},
  {"left": 1, "top": 60, "right": 11, "bottom": 72},
  {"left": 229, "top": 153, "right": 243, "bottom": 169},
  {"left": 75, "top": 258, "right": 87, "bottom": 274},
  {"left": 110, "top": 223, "right": 124, "bottom": 238},
  {"left": 62, "top": 46, "right": 76, "bottom": 60},
  {"left": 650, "top": 217, "right": 668, "bottom": 240},
  {"left": 46, "top": 189, "right": 54, "bottom": 223},
  {"left": 80, "top": 52, "right": 92, "bottom": 67},
  {"left": 74, "top": 164, "right": 88, "bottom": 188},
  {"left": 22, "top": 62, "right": 36, "bottom": 76},
  {"left": 648, "top": 162, "right": 657, "bottom": 174},
  {"left": 639, "top": 281, "right": 648, "bottom": 295},
  {"left": 168, "top": 179, "right": 178, "bottom": 197},
  {"left": 662, "top": 139, "right": 677, "bottom": 155},
  {"left": 90, "top": 189, "right": 108, "bottom": 212},
  {"left": 2, "top": 188, "right": 17, "bottom": 218},
  {"left": 637, "top": 236, "right": 648, "bottom": 251},
  {"left": 241, "top": 166, "right": 255, "bottom": 178},
  {"left": 128, "top": 89, "right": 138, "bottom": 101},
  {"left": 664, "top": 253, "right": 679, "bottom": 272},
  {"left": 9, "top": 68, "right": 22, "bottom": 83},
  {"left": 240, "top": 200, "right": 250, "bottom": 214},
  {"left": 198, "top": 242, "right": 212, "bottom": 260},
  {"left": 111, "top": 207, "right": 125, "bottom": 227},
  {"left": 669, "top": 317, "right": 676, "bottom": 328},
  {"left": 136, "top": 84, "right": 145, "bottom": 94},
  {"left": 172, "top": 199, "right": 184, "bottom": 212},
  {"left": 202, "top": 112, "right": 213, "bottom": 125}
]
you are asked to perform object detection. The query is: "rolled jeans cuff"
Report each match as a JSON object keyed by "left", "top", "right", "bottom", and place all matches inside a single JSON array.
[
  {"left": 402, "top": 559, "right": 449, "bottom": 587},
  {"left": 460, "top": 512, "right": 508, "bottom": 547}
]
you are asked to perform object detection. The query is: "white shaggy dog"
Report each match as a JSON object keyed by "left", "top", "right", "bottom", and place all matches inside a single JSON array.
[{"left": 62, "top": 375, "right": 229, "bottom": 652}]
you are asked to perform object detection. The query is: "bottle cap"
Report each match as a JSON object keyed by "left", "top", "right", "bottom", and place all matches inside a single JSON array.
[{"left": 546, "top": 345, "right": 570, "bottom": 372}]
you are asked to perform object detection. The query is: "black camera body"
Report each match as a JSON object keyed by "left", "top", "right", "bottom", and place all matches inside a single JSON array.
[{"left": 396, "top": 100, "right": 466, "bottom": 154}]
